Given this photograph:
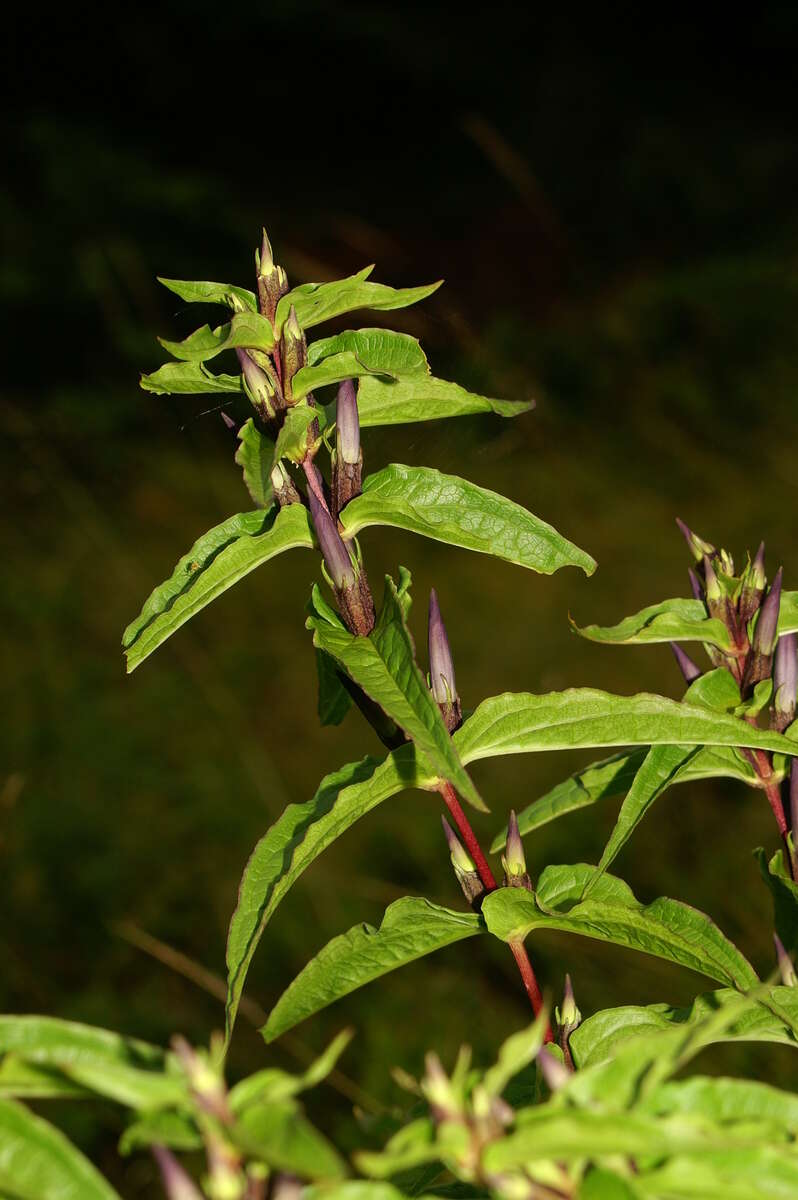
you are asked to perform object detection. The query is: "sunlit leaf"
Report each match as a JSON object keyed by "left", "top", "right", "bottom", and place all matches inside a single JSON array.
[
  {"left": 157, "top": 276, "right": 257, "bottom": 311},
  {"left": 574, "top": 598, "right": 732, "bottom": 650},
  {"left": 275, "top": 268, "right": 441, "bottom": 332},
  {"left": 235, "top": 418, "right": 274, "bottom": 508},
  {"left": 140, "top": 360, "right": 244, "bottom": 395},
  {"left": 356, "top": 372, "right": 533, "bottom": 426}
]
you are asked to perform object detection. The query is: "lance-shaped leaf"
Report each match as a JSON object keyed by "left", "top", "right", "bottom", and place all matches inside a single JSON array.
[
  {"left": 639, "top": 1075, "right": 798, "bottom": 1128},
  {"left": 756, "top": 847, "right": 798, "bottom": 956},
  {"left": 357, "top": 372, "right": 532, "bottom": 426},
  {"left": 119, "top": 1111, "right": 202, "bottom": 1155},
  {"left": 232, "top": 1101, "right": 347, "bottom": 1180},
  {"left": 123, "top": 504, "right": 314, "bottom": 672},
  {"left": 571, "top": 986, "right": 798, "bottom": 1070},
  {"left": 262, "top": 898, "right": 481, "bottom": 1041},
  {"left": 292, "top": 352, "right": 388, "bottom": 400},
  {"left": 308, "top": 328, "right": 429, "bottom": 376},
  {"left": 308, "top": 577, "right": 485, "bottom": 810},
  {"left": 495, "top": 744, "right": 756, "bottom": 850},
  {"left": 0, "top": 1097, "right": 122, "bottom": 1199},
  {"left": 777, "top": 590, "right": 798, "bottom": 635},
  {"left": 634, "top": 1148, "right": 798, "bottom": 1200},
  {"left": 315, "top": 649, "right": 352, "bottom": 726},
  {"left": 574, "top": 598, "right": 732, "bottom": 650},
  {"left": 275, "top": 267, "right": 441, "bottom": 332},
  {"left": 481, "top": 864, "right": 758, "bottom": 990},
  {"left": 158, "top": 276, "right": 257, "bottom": 311},
  {"left": 453, "top": 688, "right": 798, "bottom": 767},
  {"left": 140, "top": 360, "right": 244, "bottom": 395},
  {"left": 0, "top": 1016, "right": 185, "bottom": 1109},
  {"left": 158, "top": 310, "right": 275, "bottom": 362},
  {"left": 235, "top": 418, "right": 274, "bottom": 509},
  {"left": 224, "top": 745, "right": 434, "bottom": 1043},
  {"left": 340, "top": 465, "right": 596, "bottom": 577}
]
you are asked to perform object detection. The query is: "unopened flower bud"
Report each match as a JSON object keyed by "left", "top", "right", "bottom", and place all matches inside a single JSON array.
[
  {"left": 281, "top": 305, "right": 307, "bottom": 398},
  {"left": 688, "top": 568, "right": 704, "bottom": 603},
  {"left": 307, "top": 485, "right": 356, "bottom": 591},
  {"left": 740, "top": 542, "right": 767, "bottom": 622},
  {"left": 536, "top": 1047, "right": 570, "bottom": 1092},
  {"left": 676, "top": 518, "right": 715, "bottom": 562},
  {"left": 557, "top": 975, "right": 581, "bottom": 1036},
  {"left": 331, "top": 379, "right": 363, "bottom": 516},
  {"left": 670, "top": 642, "right": 701, "bottom": 685},
  {"left": 746, "top": 567, "right": 783, "bottom": 689},
  {"left": 774, "top": 934, "right": 797, "bottom": 987},
  {"left": 256, "top": 228, "right": 289, "bottom": 321},
  {"left": 428, "top": 590, "right": 462, "bottom": 734},
  {"left": 772, "top": 633, "right": 797, "bottom": 732},
  {"left": 236, "top": 348, "right": 276, "bottom": 421},
  {"left": 270, "top": 461, "right": 300, "bottom": 508},
  {"left": 422, "top": 1052, "right": 461, "bottom": 1119},
  {"left": 703, "top": 554, "right": 737, "bottom": 639},
  {"left": 502, "top": 810, "right": 533, "bottom": 891},
  {"left": 441, "top": 816, "right": 484, "bottom": 907},
  {"left": 152, "top": 1146, "right": 203, "bottom": 1200}
]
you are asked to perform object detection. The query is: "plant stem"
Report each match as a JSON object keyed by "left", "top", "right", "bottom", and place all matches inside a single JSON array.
[
  {"left": 743, "top": 745, "right": 795, "bottom": 877},
  {"left": 437, "top": 780, "right": 553, "bottom": 1041}
]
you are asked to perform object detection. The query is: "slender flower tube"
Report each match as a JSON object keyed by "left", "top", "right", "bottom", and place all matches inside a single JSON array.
[
  {"left": 236, "top": 348, "right": 276, "bottom": 420},
  {"left": 152, "top": 1146, "right": 203, "bottom": 1200},
  {"left": 746, "top": 567, "right": 783, "bottom": 688},
  {"left": 428, "top": 589, "right": 462, "bottom": 733},
  {"left": 670, "top": 641, "right": 701, "bottom": 684},
  {"left": 536, "top": 1047, "right": 571, "bottom": 1091},
  {"left": 688, "top": 568, "right": 704, "bottom": 602},
  {"left": 306, "top": 473, "right": 375, "bottom": 636},
  {"left": 502, "top": 810, "right": 533, "bottom": 891},
  {"left": 441, "top": 816, "right": 485, "bottom": 906},
  {"left": 774, "top": 934, "right": 797, "bottom": 987},
  {"left": 772, "top": 632, "right": 797, "bottom": 732},
  {"left": 331, "top": 379, "right": 363, "bottom": 516}
]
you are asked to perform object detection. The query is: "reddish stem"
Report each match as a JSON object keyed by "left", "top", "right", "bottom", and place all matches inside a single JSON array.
[
  {"left": 744, "top": 745, "right": 794, "bottom": 877},
  {"left": 438, "top": 780, "right": 553, "bottom": 1041}
]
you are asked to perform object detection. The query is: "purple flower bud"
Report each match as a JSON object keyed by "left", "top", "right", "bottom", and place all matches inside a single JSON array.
[
  {"left": 258, "top": 228, "right": 274, "bottom": 276},
  {"left": 752, "top": 541, "right": 767, "bottom": 591},
  {"left": 774, "top": 933, "right": 797, "bottom": 988},
  {"left": 688, "top": 568, "right": 704, "bottom": 603},
  {"left": 670, "top": 642, "right": 702, "bottom": 684},
  {"left": 256, "top": 228, "right": 289, "bottom": 320},
  {"left": 499, "top": 809, "right": 531, "bottom": 892},
  {"left": 307, "top": 485, "right": 356, "bottom": 590},
  {"left": 773, "top": 633, "right": 797, "bottom": 731},
  {"left": 740, "top": 541, "right": 767, "bottom": 622},
  {"left": 754, "top": 567, "right": 783, "bottom": 658},
  {"left": 236, "top": 348, "right": 276, "bottom": 419},
  {"left": 152, "top": 1146, "right": 203, "bottom": 1200},
  {"left": 336, "top": 380, "right": 361, "bottom": 465},
  {"left": 536, "top": 1047, "right": 571, "bottom": 1091},
  {"left": 428, "top": 589, "right": 457, "bottom": 707},
  {"left": 676, "top": 518, "right": 715, "bottom": 562},
  {"left": 441, "top": 816, "right": 475, "bottom": 874},
  {"left": 558, "top": 974, "right": 581, "bottom": 1034},
  {"left": 703, "top": 555, "right": 722, "bottom": 606}
]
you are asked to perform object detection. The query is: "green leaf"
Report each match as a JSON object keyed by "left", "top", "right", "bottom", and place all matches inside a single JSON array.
[
  {"left": 263, "top": 897, "right": 480, "bottom": 1041},
  {"left": 574, "top": 597, "right": 732, "bottom": 650},
  {"left": 275, "top": 268, "right": 441, "bottom": 332},
  {"left": 354, "top": 1118, "right": 441, "bottom": 1181},
  {"left": 495, "top": 744, "right": 756, "bottom": 851},
  {"left": 340, "top": 465, "right": 596, "bottom": 577},
  {"left": 640, "top": 1075, "right": 798, "bottom": 1127},
  {"left": 309, "top": 576, "right": 485, "bottom": 811},
  {"left": 309, "top": 328, "right": 428, "bottom": 376},
  {"left": 580, "top": 1170, "right": 642, "bottom": 1200},
  {"left": 158, "top": 276, "right": 257, "bottom": 311},
  {"left": 119, "top": 1110, "right": 202, "bottom": 1156},
  {"left": 228, "top": 1029, "right": 353, "bottom": 1112},
  {"left": 140, "top": 360, "right": 244, "bottom": 395},
  {"left": 571, "top": 987, "right": 798, "bottom": 1069},
  {"left": 453, "top": 688, "right": 798, "bottom": 767},
  {"left": 481, "top": 864, "right": 758, "bottom": 989},
  {"left": 756, "top": 847, "right": 798, "bottom": 955},
  {"left": 777, "top": 591, "right": 798, "bottom": 636},
  {"left": 0, "top": 1058, "right": 92, "bottom": 1100},
  {"left": 0, "top": 1097, "right": 122, "bottom": 1199},
  {"left": 232, "top": 1101, "right": 347, "bottom": 1180},
  {"left": 481, "top": 1012, "right": 549, "bottom": 1099},
  {"left": 123, "top": 504, "right": 314, "bottom": 672},
  {"left": 274, "top": 404, "right": 324, "bottom": 463},
  {"left": 293, "top": 353, "right": 387, "bottom": 399},
  {"left": 634, "top": 1148, "right": 798, "bottom": 1200},
  {"left": 224, "top": 745, "right": 434, "bottom": 1044},
  {"left": 158, "top": 310, "right": 275, "bottom": 362},
  {"left": 316, "top": 649, "right": 352, "bottom": 726},
  {"left": 235, "top": 418, "right": 274, "bottom": 509},
  {"left": 0, "top": 1016, "right": 185, "bottom": 1109},
  {"left": 356, "top": 372, "right": 532, "bottom": 426},
  {"left": 482, "top": 1107, "right": 761, "bottom": 1172}
]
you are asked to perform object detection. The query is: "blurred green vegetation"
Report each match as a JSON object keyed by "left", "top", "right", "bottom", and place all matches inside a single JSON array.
[{"left": 4, "top": 3, "right": 798, "bottom": 1192}]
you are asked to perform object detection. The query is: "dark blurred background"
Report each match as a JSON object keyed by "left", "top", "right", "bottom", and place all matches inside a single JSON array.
[{"left": 4, "top": 3, "right": 798, "bottom": 1191}]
